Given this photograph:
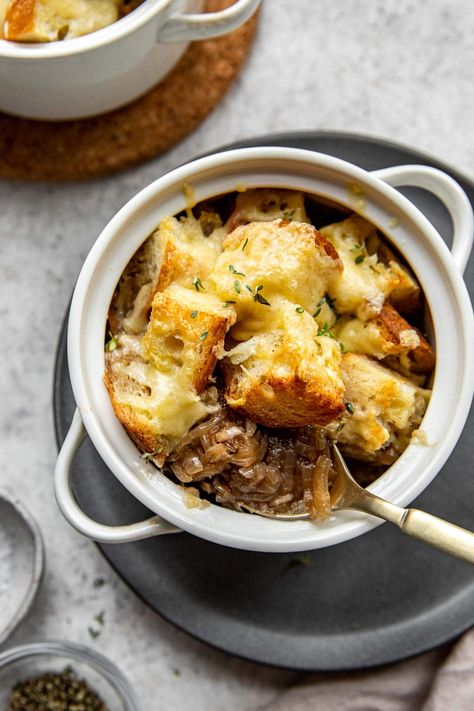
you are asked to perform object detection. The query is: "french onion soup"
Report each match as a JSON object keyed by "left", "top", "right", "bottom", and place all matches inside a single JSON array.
[{"left": 104, "top": 188, "right": 434, "bottom": 521}]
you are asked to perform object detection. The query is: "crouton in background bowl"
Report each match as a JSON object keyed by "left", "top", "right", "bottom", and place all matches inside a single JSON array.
[{"left": 55, "top": 147, "right": 474, "bottom": 552}]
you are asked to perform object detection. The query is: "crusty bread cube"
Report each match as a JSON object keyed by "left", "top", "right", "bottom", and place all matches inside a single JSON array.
[
  {"left": 209, "top": 219, "right": 342, "bottom": 341},
  {"left": 226, "top": 189, "right": 309, "bottom": 231},
  {"left": 335, "top": 303, "right": 435, "bottom": 376},
  {"left": 109, "top": 214, "right": 224, "bottom": 335},
  {"left": 154, "top": 214, "right": 224, "bottom": 293},
  {"left": 108, "top": 231, "right": 162, "bottom": 335},
  {"left": 223, "top": 300, "right": 344, "bottom": 427},
  {"left": 321, "top": 215, "right": 417, "bottom": 321},
  {"left": 367, "top": 233, "right": 421, "bottom": 316},
  {"left": 104, "top": 333, "right": 211, "bottom": 463},
  {"left": 2, "top": 0, "right": 119, "bottom": 41},
  {"left": 142, "top": 286, "right": 235, "bottom": 393},
  {"left": 326, "top": 353, "right": 430, "bottom": 463},
  {"left": 104, "top": 285, "right": 234, "bottom": 461}
]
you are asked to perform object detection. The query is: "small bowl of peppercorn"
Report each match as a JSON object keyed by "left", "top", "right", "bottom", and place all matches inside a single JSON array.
[{"left": 0, "top": 641, "right": 139, "bottom": 711}]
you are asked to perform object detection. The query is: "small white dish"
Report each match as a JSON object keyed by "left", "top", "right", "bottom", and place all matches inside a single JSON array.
[
  {"left": 0, "top": 0, "right": 261, "bottom": 120},
  {"left": 54, "top": 146, "right": 474, "bottom": 552},
  {"left": 0, "top": 489, "right": 44, "bottom": 646}
]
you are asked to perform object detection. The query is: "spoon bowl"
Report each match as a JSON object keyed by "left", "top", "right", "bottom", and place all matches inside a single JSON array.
[{"left": 249, "top": 444, "right": 474, "bottom": 565}]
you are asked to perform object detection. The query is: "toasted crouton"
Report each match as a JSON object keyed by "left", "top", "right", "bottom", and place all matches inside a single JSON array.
[
  {"left": 209, "top": 219, "right": 342, "bottom": 340},
  {"left": 226, "top": 189, "right": 309, "bottom": 231},
  {"left": 142, "top": 287, "right": 235, "bottom": 393},
  {"left": 366, "top": 233, "right": 421, "bottom": 316},
  {"left": 104, "top": 336, "right": 212, "bottom": 463},
  {"left": 153, "top": 214, "right": 223, "bottom": 293},
  {"left": 109, "top": 214, "right": 224, "bottom": 335},
  {"left": 321, "top": 215, "right": 418, "bottom": 320},
  {"left": 325, "top": 353, "right": 430, "bottom": 463},
  {"left": 3, "top": 0, "right": 119, "bottom": 41},
  {"left": 335, "top": 304, "right": 435, "bottom": 375},
  {"left": 105, "top": 286, "right": 234, "bottom": 459},
  {"left": 108, "top": 231, "right": 162, "bottom": 335},
  {"left": 223, "top": 300, "right": 344, "bottom": 427}
]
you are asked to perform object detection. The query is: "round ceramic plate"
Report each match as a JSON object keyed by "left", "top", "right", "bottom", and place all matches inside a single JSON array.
[{"left": 53, "top": 132, "right": 474, "bottom": 671}]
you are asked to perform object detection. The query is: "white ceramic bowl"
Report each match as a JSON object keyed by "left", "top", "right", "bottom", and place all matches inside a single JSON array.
[
  {"left": 0, "top": 0, "right": 261, "bottom": 120},
  {"left": 55, "top": 146, "right": 474, "bottom": 552}
]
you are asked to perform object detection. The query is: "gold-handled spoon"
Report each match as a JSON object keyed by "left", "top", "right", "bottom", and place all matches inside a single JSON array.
[{"left": 254, "top": 445, "right": 474, "bottom": 564}]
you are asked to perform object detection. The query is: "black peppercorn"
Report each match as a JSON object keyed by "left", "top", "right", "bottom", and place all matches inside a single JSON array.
[{"left": 7, "top": 670, "right": 110, "bottom": 711}]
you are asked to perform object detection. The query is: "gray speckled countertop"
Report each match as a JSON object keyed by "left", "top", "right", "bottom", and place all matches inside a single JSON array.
[{"left": 1, "top": 0, "right": 473, "bottom": 708}]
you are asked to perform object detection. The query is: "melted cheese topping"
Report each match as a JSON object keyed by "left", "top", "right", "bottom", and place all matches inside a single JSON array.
[
  {"left": 228, "top": 188, "right": 309, "bottom": 228},
  {"left": 3, "top": 0, "right": 120, "bottom": 41},
  {"left": 332, "top": 354, "right": 429, "bottom": 453},
  {"left": 113, "top": 357, "right": 210, "bottom": 438},
  {"left": 226, "top": 299, "right": 341, "bottom": 385},
  {"left": 157, "top": 215, "right": 224, "bottom": 289},
  {"left": 106, "top": 196, "right": 431, "bottom": 459},
  {"left": 321, "top": 215, "right": 402, "bottom": 320},
  {"left": 335, "top": 318, "right": 420, "bottom": 360},
  {"left": 209, "top": 219, "right": 339, "bottom": 340}
]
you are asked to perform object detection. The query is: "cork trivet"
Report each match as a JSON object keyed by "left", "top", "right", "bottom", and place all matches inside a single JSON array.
[{"left": 0, "top": 0, "right": 259, "bottom": 181}]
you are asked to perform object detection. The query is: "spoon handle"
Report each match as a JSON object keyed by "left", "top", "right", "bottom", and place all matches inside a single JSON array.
[
  {"left": 356, "top": 495, "right": 474, "bottom": 564},
  {"left": 398, "top": 508, "right": 474, "bottom": 564}
]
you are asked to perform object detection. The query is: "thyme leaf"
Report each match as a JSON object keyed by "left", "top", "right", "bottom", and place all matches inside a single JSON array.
[
  {"left": 229, "top": 264, "right": 245, "bottom": 277},
  {"left": 253, "top": 285, "right": 270, "bottom": 306},
  {"left": 106, "top": 331, "right": 117, "bottom": 352},
  {"left": 317, "top": 322, "right": 335, "bottom": 338}
]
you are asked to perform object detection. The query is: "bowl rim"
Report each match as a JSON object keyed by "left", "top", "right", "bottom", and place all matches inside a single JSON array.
[
  {"left": 0, "top": 640, "right": 140, "bottom": 709},
  {"left": 0, "top": 0, "right": 171, "bottom": 59},
  {"left": 66, "top": 146, "right": 474, "bottom": 551}
]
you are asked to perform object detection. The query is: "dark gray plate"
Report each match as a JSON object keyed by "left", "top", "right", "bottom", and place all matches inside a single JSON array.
[{"left": 54, "top": 132, "right": 474, "bottom": 671}]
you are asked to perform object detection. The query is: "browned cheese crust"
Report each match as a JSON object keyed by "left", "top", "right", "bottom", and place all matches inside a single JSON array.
[{"left": 374, "top": 303, "right": 435, "bottom": 373}]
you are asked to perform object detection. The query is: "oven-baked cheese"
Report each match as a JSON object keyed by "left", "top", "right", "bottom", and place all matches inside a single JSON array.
[
  {"left": 325, "top": 353, "right": 430, "bottom": 463},
  {"left": 209, "top": 218, "right": 342, "bottom": 341},
  {"left": 105, "top": 190, "right": 433, "bottom": 466},
  {"left": 2, "top": 0, "right": 120, "bottom": 41},
  {"left": 104, "top": 284, "right": 234, "bottom": 461},
  {"left": 223, "top": 298, "right": 344, "bottom": 427},
  {"left": 226, "top": 188, "right": 309, "bottom": 231},
  {"left": 142, "top": 287, "right": 235, "bottom": 393},
  {"left": 109, "top": 213, "right": 224, "bottom": 336},
  {"left": 105, "top": 340, "right": 212, "bottom": 462},
  {"left": 321, "top": 215, "right": 408, "bottom": 321}
]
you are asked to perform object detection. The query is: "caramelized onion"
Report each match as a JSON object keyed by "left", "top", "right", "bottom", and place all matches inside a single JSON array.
[{"left": 163, "top": 400, "right": 336, "bottom": 520}]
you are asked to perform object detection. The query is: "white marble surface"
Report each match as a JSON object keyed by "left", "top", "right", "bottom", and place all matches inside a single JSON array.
[{"left": 0, "top": 0, "right": 473, "bottom": 708}]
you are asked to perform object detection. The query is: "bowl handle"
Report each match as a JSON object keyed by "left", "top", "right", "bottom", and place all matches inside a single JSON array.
[
  {"left": 157, "top": 0, "right": 261, "bottom": 43},
  {"left": 372, "top": 164, "right": 474, "bottom": 274},
  {"left": 54, "top": 409, "right": 181, "bottom": 543}
]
